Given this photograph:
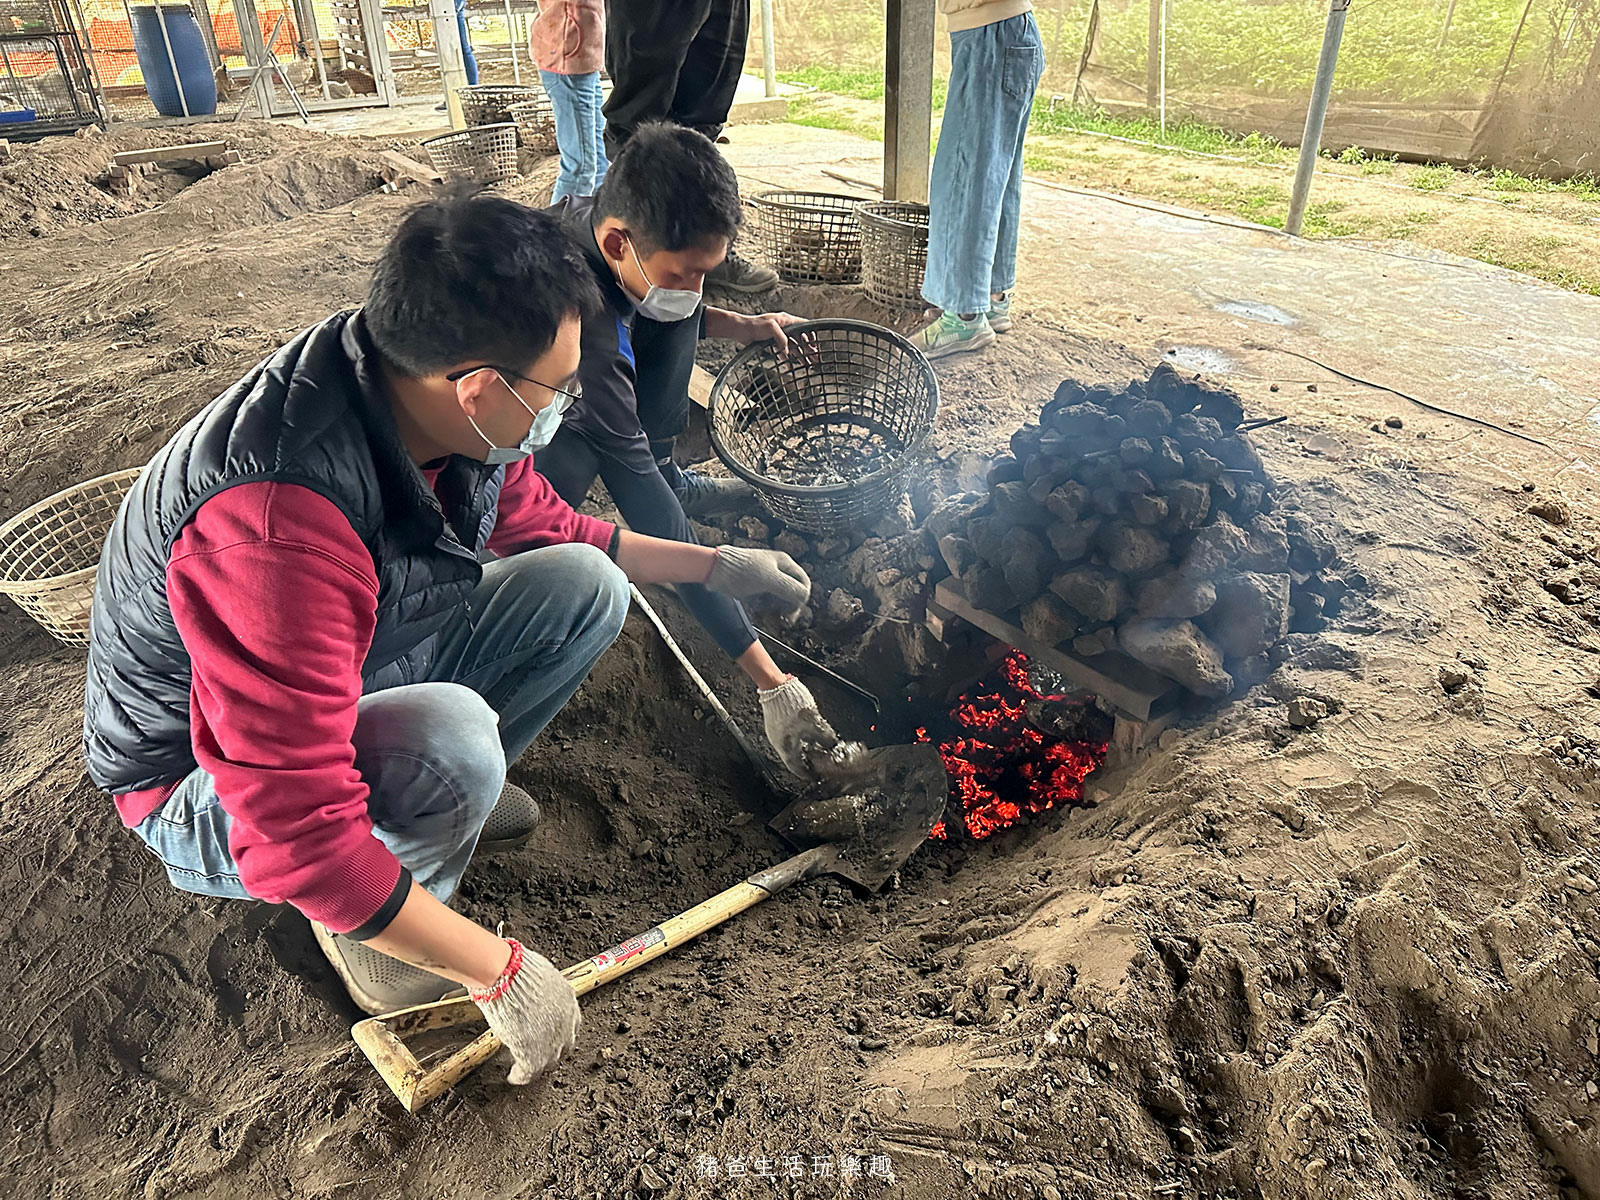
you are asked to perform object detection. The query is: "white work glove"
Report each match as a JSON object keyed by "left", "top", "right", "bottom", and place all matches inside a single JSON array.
[
  {"left": 471, "top": 939, "right": 581, "bottom": 1085},
  {"left": 706, "top": 546, "right": 811, "bottom": 619},
  {"left": 758, "top": 675, "right": 841, "bottom": 780}
]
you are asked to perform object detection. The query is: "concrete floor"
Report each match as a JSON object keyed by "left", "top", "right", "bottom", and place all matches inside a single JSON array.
[{"left": 716, "top": 124, "right": 1600, "bottom": 492}]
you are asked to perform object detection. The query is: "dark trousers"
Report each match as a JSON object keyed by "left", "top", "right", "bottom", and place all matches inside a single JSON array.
[{"left": 602, "top": 0, "right": 749, "bottom": 158}]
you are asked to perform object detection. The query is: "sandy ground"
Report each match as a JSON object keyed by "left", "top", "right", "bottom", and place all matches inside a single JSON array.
[{"left": 0, "top": 120, "right": 1599, "bottom": 1200}]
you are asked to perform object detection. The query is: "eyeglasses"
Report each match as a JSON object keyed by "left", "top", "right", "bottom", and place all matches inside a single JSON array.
[{"left": 446, "top": 365, "right": 582, "bottom": 414}]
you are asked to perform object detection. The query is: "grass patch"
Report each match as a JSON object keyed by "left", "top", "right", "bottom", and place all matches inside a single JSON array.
[
  {"left": 777, "top": 66, "right": 947, "bottom": 110},
  {"left": 1485, "top": 167, "right": 1600, "bottom": 202},
  {"left": 785, "top": 96, "right": 881, "bottom": 141},
  {"left": 1409, "top": 164, "right": 1456, "bottom": 192},
  {"left": 1028, "top": 100, "right": 1292, "bottom": 164}
]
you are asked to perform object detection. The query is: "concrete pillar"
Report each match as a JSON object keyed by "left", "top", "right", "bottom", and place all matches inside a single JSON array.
[{"left": 884, "top": 0, "right": 936, "bottom": 202}]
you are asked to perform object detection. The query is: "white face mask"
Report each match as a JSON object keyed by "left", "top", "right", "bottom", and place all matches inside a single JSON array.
[
  {"left": 626, "top": 236, "right": 703, "bottom": 324},
  {"left": 459, "top": 369, "right": 575, "bottom": 465}
]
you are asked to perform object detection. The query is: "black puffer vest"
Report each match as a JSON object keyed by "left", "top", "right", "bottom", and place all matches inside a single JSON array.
[{"left": 83, "top": 310, "right": 505, "bottom": 794}]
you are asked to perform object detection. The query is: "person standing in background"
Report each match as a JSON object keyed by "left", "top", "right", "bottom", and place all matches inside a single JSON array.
[
  {"left": 532, "top": 0, "right": 608, "bottom": 203},
  {"left": 454, "top": 0, "right": 479, "bottom": 85},
  {"left": 911, "top": 0, "right": 1044, "bottom": 359},
  {"left": 599, "top": 0, "right": 777, "bottom": 294}
]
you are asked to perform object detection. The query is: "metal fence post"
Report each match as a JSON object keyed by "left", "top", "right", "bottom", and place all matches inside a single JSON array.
[
  {"left": 759, "top": 0, "right": 776, "bottom": 98},
  {"left": 1285, "top": 0, "right": 1350, "bottom": 237}
]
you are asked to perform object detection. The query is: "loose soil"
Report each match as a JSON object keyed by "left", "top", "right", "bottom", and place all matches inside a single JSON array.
[{"left": 1, "top": 122, "right": 1598, "bottom": 1200}]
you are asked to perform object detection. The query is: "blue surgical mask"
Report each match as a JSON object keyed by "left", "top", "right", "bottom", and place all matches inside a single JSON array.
[
  {"left": 462, "top": 371, "right": 573, "bottom": 465},
  {"left": 628, "top": 236, "right": 703, "bottom": 323}
]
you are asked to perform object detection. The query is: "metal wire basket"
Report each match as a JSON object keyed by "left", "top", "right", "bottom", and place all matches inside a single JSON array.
[
  {"left": 750, "top": 191, "right": 865, "bottom": 285},
  {"left": 856, "top": 201, "right": 930, "bottom": 308},
  {"left": 422, "top": 123, "right": 520, "bottom": 184},
  {"left": 455, "top": 84, "right": 540, "bottom": 127},
  {"left": 0, "top": 468, "right": 141, "bottom": 647},
  {"left": 708, "top": 320, "right": 939, "bottom": 536},
  {"left": 508, "top": 95, "right": 559, "bottom": 154}
]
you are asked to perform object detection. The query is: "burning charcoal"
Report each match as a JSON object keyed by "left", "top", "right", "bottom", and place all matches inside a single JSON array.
[
  {"left": 1172, "top": 413, "right": 1224, "bottom": 446},
  {"left": 1117, "top": 468, "right": 1156, "bottom": 496},
  {"left": 1135, "top": 571, "right": 1217, "bottom": 620},
  {"left": 1162, "top": 480, "right": 1211, "bottom": 532},
  {"left": 1179, "top": 513, "right": 1249, "bottom": 578},
  {"left": 1045, "top": 480, "right": 1091, "bottom": 523},
  {"left": 1119, "top": 437, "right": 1153, "bottom": 467},
  {"left": 1052, "top": 380, "right": 1087, "bottom": 408},
  {"left": 1073, "top": 626, "right": 1117, "bottom": 657},
  {"left": 774, "top": 530, "right": 810, "bottom": 559},
  {"left": 1126, "top": 399, "right": 1172, "bottom": 439},
  {"left": 1090, "top": 486, "right": 1123, "bottom": 518},
  {"left": 1049, "top": 566, "right": 1128, "bottom": 623},
  {"left": 1001, "top": 527, "right": 1052, "bottom": 602},
  {"left": 823, "top": 588, "right": 865, "bottom": 629},
  {"left": 1047, "top": 517, "right": 1100, "bottom": 564},
  {"left": 1010, "top": 423, "right": 1044, "bottom": 463},
  {"left": 1290, "top": 585, "right": 1327, "bottom": 632},
  {"left": 965, "top": 515, "right": 1004, "bottom": 566},
  {"left": 1099, "top": 523, "right": 1170, "bottom": 576},
  {"left": 1186, "top": 448, "right": 1228, "bottom": 482},
  {"left": 1287, "top": 696, "right": 1328, "bottom": 728},
  {"left": 963, "top": 563, "right": 1017, "bottom": 615},
  {"left": 1118, "top": 619, "right": 1234, "bottom": 698},
  {"left": 938, "top": 534, "right": 977, "bottom": 579},
  {"left": 991, "top": 481, "right": 1050, "bottom": 530},
  {"left": 1150, "top": 437, "right": 1188, "bottom": 481},
  {"left": 1198, "top": 572, "right": 1291, "bottom": 658},
  {"left": 1130, "top": 492, "right": 1169, "bottom": 526},
  {"left": 987, "top": 455, "right": 1023, "bottom": 488},
  {"left": 1286, "top": 516, "right": 1336, "bottom": 574},
  {"left": 1237, "top": 514, "right": 1292, "bottom": 573},
  {"left": 1212, "top": 435, "right": 1265, "bottom": 476},
  {"left": 1194, "top": 386, "right": 1246, "bottom": 430},
  {"left": 1021, "top": 593, "right": 1079, "bottom": 648},
  {"left": 1049, "top": 402, "right": 1110, "bottom": 438}
]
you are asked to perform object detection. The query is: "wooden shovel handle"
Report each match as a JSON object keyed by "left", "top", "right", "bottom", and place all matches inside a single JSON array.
[{"left": 352, "top": 845, "right": 837, "bottom": 1111}]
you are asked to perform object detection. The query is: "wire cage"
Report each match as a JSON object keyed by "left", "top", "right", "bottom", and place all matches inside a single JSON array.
[
  {"left": 507, "top": 92, "right": 556, "bottom": 153},
  {"left": 422, "top": 121, "right": 518, "bottom": 183},
  {"left": 0, "top": 468, "right": 141, "bottom": 647},
  {"left": 749, "top": 191, "right": 865, "bottom": 285},
  {"left": 455, "top": 81, "right": 537, "bottom": 126},
  {"left": 708, "top": 320, "right": 939, "bottom": 536},
  {"left": 0, "top": 0, "right": 101, "bottom": 133},
  {"left": 856, "top": 201, "right": 930, "bottom": 309}
]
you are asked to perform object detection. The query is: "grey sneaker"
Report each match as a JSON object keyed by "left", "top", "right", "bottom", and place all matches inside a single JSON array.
[
  {"left": 312, "top": 922, "right": 459, "bottom": 1016},
  {"left": 987, "top": 293, "right": 1013, "bottom": 333},
  {"left": 708, "top": 247, "right": 778, "bottom": 294},
  {"left": 478, "top": 782, "right": 542, "bottom": 854},
  {"left": 673, "top": 466, "right": 755, "bottom": 517}
]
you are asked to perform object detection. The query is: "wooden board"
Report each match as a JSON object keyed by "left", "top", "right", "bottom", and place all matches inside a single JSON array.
[
  {"left": 113, "top": 141, "right": 227, "bottom": 165},
  {"left": 931, "top": 577, "right": 1179, "bottom": 721},
  {"left": 379, "top": 149, "right": 443, "bottom": 185}
]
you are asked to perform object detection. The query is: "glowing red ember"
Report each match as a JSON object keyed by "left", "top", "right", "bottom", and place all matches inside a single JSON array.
[{"left": 917, "top": 651, "right": 1108, "bottom": 840}]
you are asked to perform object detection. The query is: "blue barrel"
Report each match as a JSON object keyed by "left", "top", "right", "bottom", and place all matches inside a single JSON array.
[{"left": 129, "top": 5, "right": 217, "bottom": 118}]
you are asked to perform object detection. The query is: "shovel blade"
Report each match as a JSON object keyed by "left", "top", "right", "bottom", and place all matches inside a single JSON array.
[{"left": 768, "top": 743, "right": 947, "bottom": 891}]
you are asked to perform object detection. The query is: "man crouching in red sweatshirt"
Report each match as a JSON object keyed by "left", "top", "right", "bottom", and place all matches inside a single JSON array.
[{"left": 81, "top": 189, "right": 818, "bottom": 1086}]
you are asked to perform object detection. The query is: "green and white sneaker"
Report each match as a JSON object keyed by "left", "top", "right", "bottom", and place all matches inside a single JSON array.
[
  {"left": 987, "top": 293, "right": 1013, "bottom": 333},
  {"left": 910, "top": 311, "right": 996, "bottom": 360}
]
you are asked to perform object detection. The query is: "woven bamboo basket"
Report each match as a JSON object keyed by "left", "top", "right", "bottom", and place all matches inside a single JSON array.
[
  {"left": 0, "top": 468, "right": 142, "bottom": 647},
  {"left": 455, "top": 84, "right": 540, "bottom": 127},
  {"left": 422, "top": 123, "right": 520, "bottom": 184},
  {"left": 856, "top": 201, "right": 930, "bottom": 308},
  {"left": 749, "top": 191, "right": 864, "bottom": 285},
  {"left": 508, "top": 94, "right": 559, "bottom": 154}
]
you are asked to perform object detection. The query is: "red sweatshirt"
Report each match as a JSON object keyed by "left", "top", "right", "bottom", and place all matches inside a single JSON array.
[{"left": 115, "top": 459, "right": 616, "bottom": 935}]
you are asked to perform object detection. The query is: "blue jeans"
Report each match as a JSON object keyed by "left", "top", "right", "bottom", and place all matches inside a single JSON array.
[
  {"left": 132, "top": 544, "right": 629, "bottom": 908},
  {"left": 540, "top": 69, "right": 608, "bottom": 202},
  {"left": 455, "top": 0, "right": 478, "bottom": 85},
  {"left": 921, "top": 14, "right": 1044, "bottom": 315}
]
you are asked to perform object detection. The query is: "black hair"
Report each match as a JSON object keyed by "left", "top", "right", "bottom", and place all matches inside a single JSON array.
[
  {"left": 366, "top": 185, "right": 602, "bottom": 378},
  {"left": 591, "top": 122, "right": 742, "bottom": 253}
]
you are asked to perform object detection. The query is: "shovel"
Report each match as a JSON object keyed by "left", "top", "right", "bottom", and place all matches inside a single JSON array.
[{"left": 351, "top": 744, "right": 946, "bottom": 1112}]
